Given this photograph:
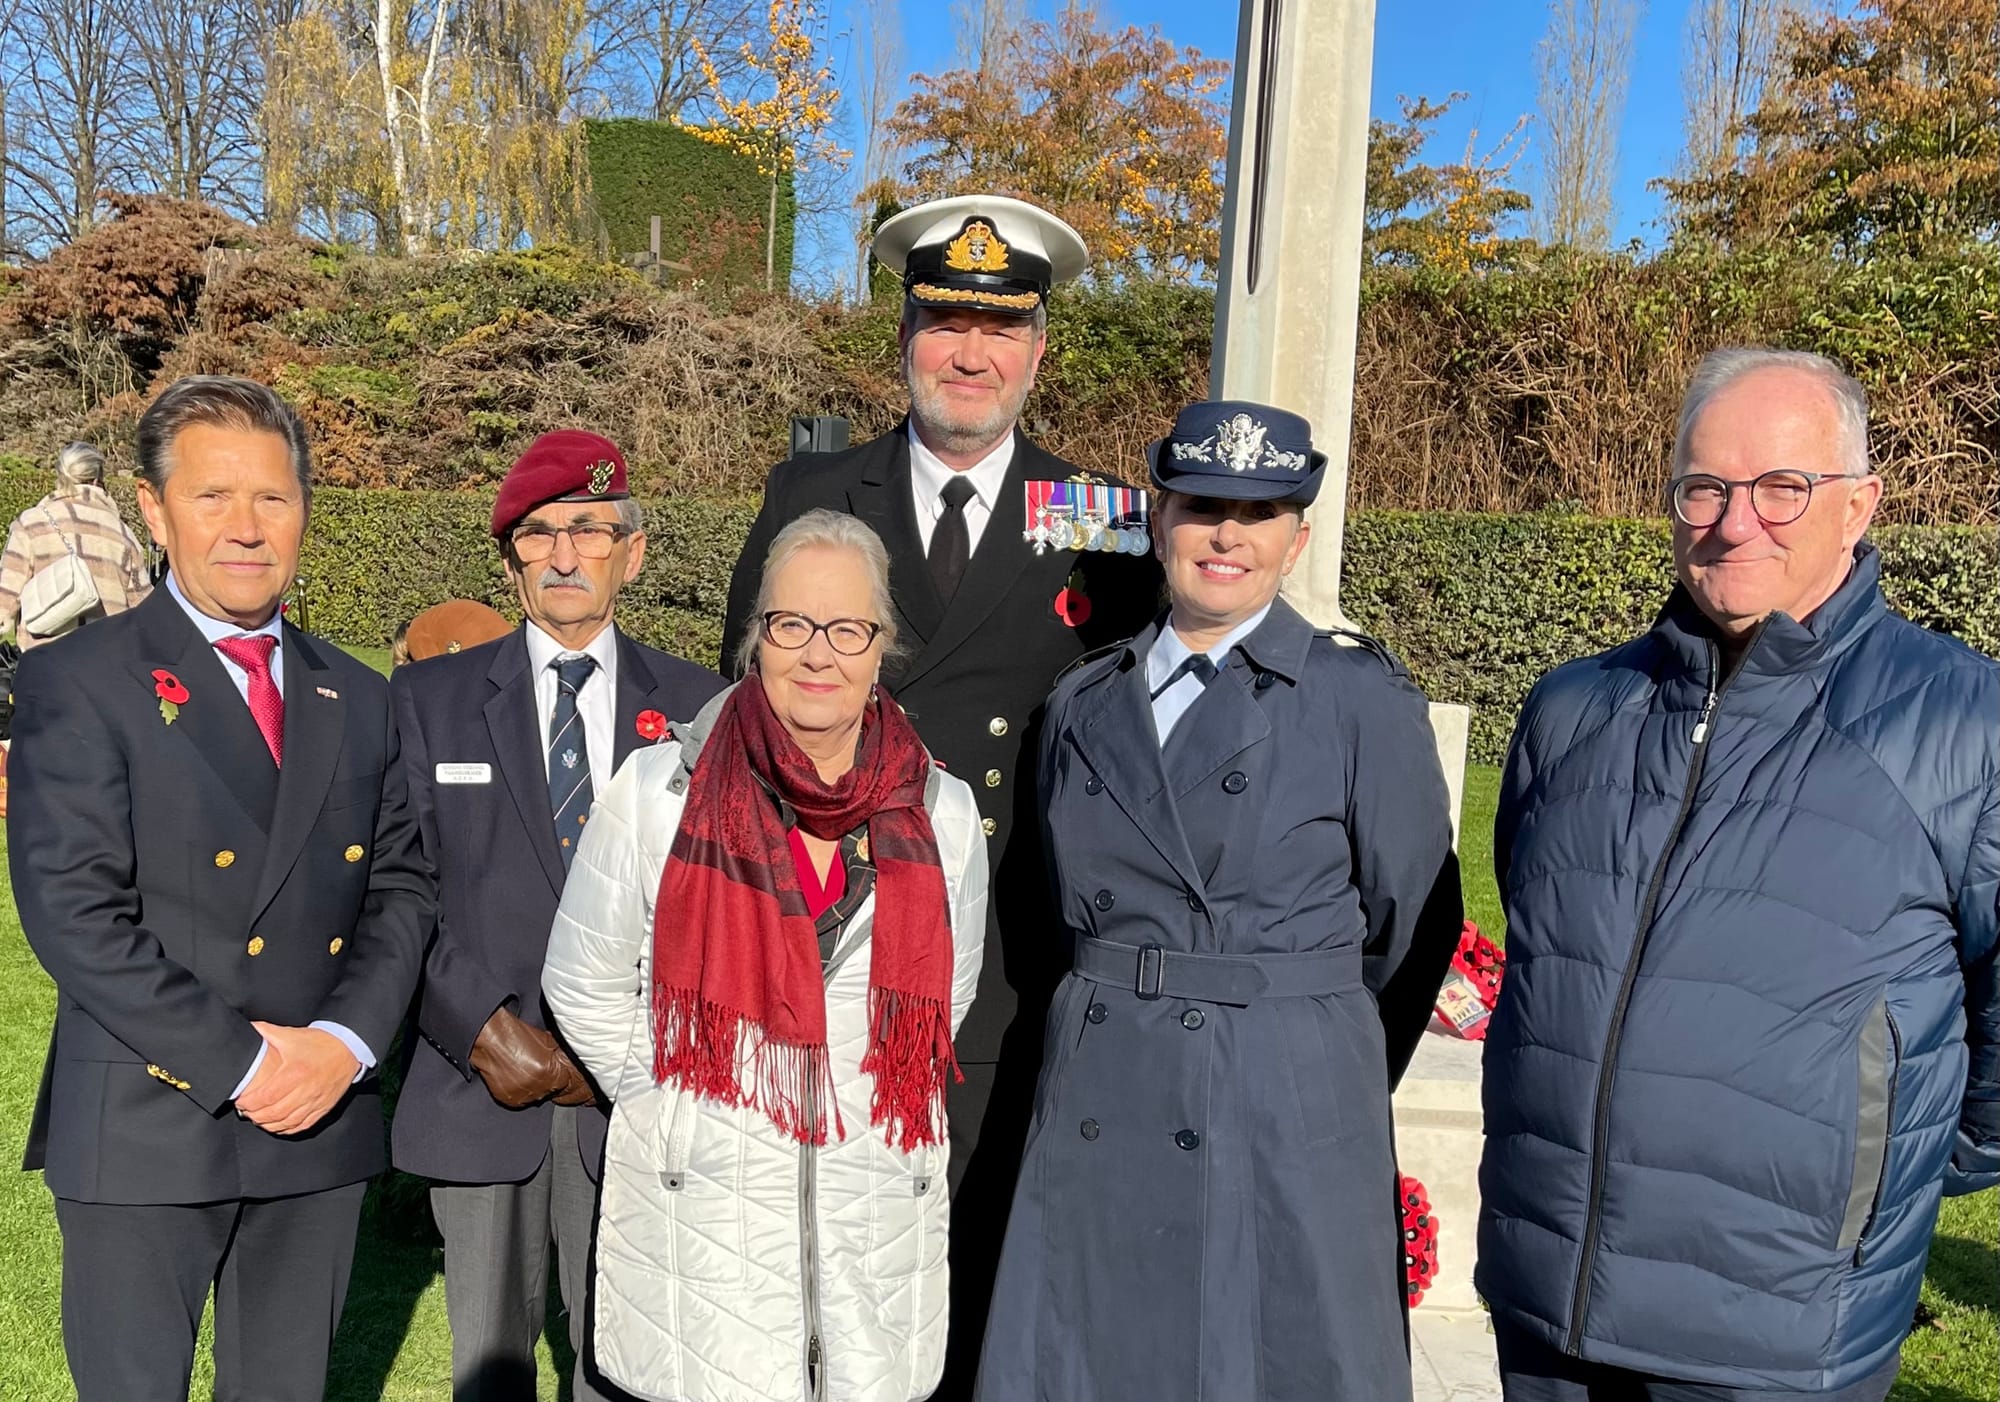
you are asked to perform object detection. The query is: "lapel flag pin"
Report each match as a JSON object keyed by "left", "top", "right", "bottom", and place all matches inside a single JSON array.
[{"left": 316, "top": 686, "right": 340, "bottom": 699}]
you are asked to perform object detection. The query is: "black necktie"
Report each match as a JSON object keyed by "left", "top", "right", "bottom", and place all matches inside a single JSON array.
[
  {"left": 929, "top": 475, "right": 977, "bottom": 602},
  {"left": 1151, "top": 652, "right": 1218, "bottom": 700},
  {"left": 548, "top": 654, "right": 597, "bottom": 869}
]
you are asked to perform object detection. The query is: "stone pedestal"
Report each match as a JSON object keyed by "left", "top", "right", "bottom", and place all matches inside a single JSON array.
[{"left": 1394, "top": 1030, "right": 1487, "bottom": 1317}]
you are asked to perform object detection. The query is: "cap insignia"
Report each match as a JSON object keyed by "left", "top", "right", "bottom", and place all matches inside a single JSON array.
[
  {"left": 587, "top": 459, "right": 616, "bottom": 494},
  {"left": 1169, "top": 412, "right": 1308, "bottom": 473},
  {"left": 944, "top": 220, "right": 1010, "bottom": 273}
]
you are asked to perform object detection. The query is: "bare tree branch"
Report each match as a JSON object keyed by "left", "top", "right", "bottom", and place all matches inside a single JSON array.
[{"left": 1534, "top": 0, "right": 1641, "bottom": 249}]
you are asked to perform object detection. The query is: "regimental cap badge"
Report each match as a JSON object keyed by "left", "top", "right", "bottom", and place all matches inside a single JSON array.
[
  {"left": 1146, "top": 399, "right": 1329, "bottom": 505},
  {"left": 944, "top": 220, "right": 1010, "bottom": 273},
  {"left": 587, "top": 459, "right": 616, "bottom": 495}
]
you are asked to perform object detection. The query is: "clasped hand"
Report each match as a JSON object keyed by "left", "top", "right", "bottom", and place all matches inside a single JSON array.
[
  {"left": 470, "top": 1006, "right": 595, "bottom": 1109},
  {"left": 236, "top": 1023, "right": 360, "bottom": 1135}
]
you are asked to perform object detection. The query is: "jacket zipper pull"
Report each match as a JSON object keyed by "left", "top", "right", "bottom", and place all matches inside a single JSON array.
[
  {"left": 808, "top": 1333, "right": 823, "bottom": 1398},
  {"left": 1692, "top": 687, "right": 1719, "bottom": 744}
]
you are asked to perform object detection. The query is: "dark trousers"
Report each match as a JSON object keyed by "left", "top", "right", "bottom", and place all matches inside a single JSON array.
[
  {"left": 936, "top": 1043, "right": 1043, "bottom": 1402},
  {"left": 54, "top": 1181, "right": 367, "bottom": 1402},
  {"left": 430, "top": 1103, "right": 633, "bottom": 1402},
  {"left": 1497, "top": 1326, "right": 1902, "bottom": 1402}
]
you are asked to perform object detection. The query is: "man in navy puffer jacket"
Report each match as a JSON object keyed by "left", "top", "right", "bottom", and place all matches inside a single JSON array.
[{"left": 1478, "top": 348, "right": 1999, "bottom": 1401}]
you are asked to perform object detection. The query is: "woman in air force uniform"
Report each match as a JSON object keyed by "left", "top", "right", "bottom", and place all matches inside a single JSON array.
[{"left": 974, "top": 400, "right": 1464, "bottom": 1402}]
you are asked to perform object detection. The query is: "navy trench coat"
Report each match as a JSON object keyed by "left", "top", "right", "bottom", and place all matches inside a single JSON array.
[{"left": 974, "top": 600, "right": 1463, "bottom": 1402}]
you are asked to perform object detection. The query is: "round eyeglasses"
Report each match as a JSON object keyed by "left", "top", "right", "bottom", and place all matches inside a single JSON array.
[
  {"left": 510, "top": 521, "right": 633, "bottom": 562},
  {"left": 760, "top": 611, "right": 884, "bottom": 656},
  {"left": 1667, "top": 470, "right": 1867, "bottom": 529}
]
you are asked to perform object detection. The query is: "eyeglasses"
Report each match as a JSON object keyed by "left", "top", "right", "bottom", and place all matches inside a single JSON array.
[
  {"left": 760, "top": 611, "right": 884, "bottom": 656},
  {"left": 509, "top": 521, "right": 633, "bottom": 562},
  {"left": 1667, "top": 470, "right": 1867, "bottom": 529}
]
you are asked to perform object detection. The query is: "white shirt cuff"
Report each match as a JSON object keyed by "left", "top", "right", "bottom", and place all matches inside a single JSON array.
[
  {"left": 230, "top": 1039, "right": 268, "bottom": 1101},
  {"left": 228, "top": 1023, "right": 377, "bottom": 1100}
]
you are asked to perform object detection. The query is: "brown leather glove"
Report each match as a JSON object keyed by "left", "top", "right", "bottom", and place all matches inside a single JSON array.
[{"left": 470, "top": 1006, "right": 593, "bottom": 1109}]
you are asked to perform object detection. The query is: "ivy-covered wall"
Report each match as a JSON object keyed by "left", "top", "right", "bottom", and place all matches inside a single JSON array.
[{"left": 582, "top": 119, "right": 796, "bottom": 288}]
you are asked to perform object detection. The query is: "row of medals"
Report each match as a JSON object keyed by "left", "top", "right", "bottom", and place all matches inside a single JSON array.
[{"left": 1026, "top": 508, "right": 1151, "bottom": 556}]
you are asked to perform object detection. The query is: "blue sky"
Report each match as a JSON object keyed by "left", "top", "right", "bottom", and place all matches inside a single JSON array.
[{"left": 867, "top": 0, "right": 1696, "bottom": 249}]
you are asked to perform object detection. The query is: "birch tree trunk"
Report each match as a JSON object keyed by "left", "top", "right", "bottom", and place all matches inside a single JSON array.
[{"left": 376, "top": 0, "right": 422, "bottom": 253}]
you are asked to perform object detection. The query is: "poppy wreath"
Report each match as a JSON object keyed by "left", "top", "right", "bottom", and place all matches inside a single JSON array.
[
  {"left": 1453, "top": 920, "right": 1506, "bottom": 1006},
  {"left": 636, "top": 709, "right": 668, "bottom": 742},
  {"left": 153, "top": 670, "right": 190, "bottom": 725},
  {"left": 1401, "top": 1174, "right": 1441, "bottom": 1307}
]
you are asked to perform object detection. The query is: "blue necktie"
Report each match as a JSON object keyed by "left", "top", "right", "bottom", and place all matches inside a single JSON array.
[{"left": 548, "top": 655, "right": 597, "bottom": 869}]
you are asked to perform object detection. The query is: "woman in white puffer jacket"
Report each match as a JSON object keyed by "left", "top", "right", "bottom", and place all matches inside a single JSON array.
[{"left": 544, "top": 510, "right": 986, "bottom": 1402}]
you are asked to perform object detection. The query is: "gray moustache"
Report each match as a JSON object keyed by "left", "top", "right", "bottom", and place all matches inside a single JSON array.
[{"left": 538, "top": 568, "right": 592, "bottom": 592}]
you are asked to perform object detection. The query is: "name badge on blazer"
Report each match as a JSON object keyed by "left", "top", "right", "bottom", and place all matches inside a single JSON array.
[{"left": 435, "top": 763, "right": 493, "bottom": 784}]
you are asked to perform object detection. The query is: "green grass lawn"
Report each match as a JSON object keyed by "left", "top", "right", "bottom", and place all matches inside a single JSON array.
[{"left": 1, "top": 725, "right": 1991, "bottom": 1398}]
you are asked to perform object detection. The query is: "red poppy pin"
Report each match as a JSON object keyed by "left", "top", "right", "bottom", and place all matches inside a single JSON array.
[
  {"left": 152, "top": 669, "right": 189, "bottom": 724},
  {"left": 635, "top": 709, "right": 668, "bottom": 742},
  {"left": 1053, "top": 586, "right": 1092, "bottom": 628}
]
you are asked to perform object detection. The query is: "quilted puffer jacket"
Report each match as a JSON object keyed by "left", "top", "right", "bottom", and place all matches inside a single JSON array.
[
  {"left": 1478, "top": 544, "right": 2000, "bottom": 1391},
  {"left": 542, "top": 688, "right": 988, "bottom": 1402}
]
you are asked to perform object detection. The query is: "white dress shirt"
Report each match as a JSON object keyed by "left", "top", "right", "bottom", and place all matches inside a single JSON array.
[
  {"left": 908, "top": 423, "right": 1015, "bottom": 557},
  {"left": 163, "top": 575, "right": 374, "bottom": 1098},
  {"left": 1146, "top": 604, "right": 1274, "bottom": 748},
  {"left": 525, "top": 620, "right": 620, "bottom": 795}
]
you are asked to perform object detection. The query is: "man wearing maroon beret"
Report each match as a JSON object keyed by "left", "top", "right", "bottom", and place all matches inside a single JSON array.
[{"left": 389, "top": 431, "right": 723, "bottom": 1400}]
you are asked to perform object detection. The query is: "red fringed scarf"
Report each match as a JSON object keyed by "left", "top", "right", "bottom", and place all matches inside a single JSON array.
[{"left": 652, "top": 680, "right": 959, "bottom": 1150}]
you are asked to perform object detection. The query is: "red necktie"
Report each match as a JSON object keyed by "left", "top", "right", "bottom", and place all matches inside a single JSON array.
[{"left": 214, "top": 634, "right": 284, "bottom": 766}]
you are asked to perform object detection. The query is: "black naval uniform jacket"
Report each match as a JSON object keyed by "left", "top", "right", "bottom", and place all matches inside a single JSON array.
[
  {"left": 389, "top": 625, "right": 723, "bottom": 1185},
  {"left": 722, "top": 424, "right": 1160, "bottom": 1060},
  {"left": 11, "top": 587, "right": 434, "bottom": 1205}
]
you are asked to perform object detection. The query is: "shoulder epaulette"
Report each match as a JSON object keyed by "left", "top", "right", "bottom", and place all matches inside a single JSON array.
[
  {"left": 1313, "top": 627, "right": 1410, "bottom": 679},
  {"left": 1052, "top": 638, "right": 1133, "bottom": 688}
]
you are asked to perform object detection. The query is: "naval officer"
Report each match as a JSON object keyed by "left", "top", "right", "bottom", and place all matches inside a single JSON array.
[
  {"left": 721, "top": 194, "right": 1160, "bottom": 1394},
  {"left": 974, "top": 401, "right": 1464, "bottom": 1402}
]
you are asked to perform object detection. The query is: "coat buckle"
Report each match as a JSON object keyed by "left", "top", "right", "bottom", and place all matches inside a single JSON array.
[{"left": 1135, "top": 943, "right": 1165, "bottom": 1001}]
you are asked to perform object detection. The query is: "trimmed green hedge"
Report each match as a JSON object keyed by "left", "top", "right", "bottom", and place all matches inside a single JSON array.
[
  {"left": 582, "top": 119, "right": 795, "bottom": 287},
  {"left": 2, "top": 472, "right": 1989, "bottom": 763}
]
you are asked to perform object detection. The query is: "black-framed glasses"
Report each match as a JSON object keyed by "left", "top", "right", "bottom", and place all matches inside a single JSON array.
[
  {"left": 1668, "top": 470, "right": 1868, "bottom": 529},
  {"left": 760, "top": 611, "right": 884, "bottom": 656},
  {"left": 509, "top": 521, "right": 633, "bottom": 562}
]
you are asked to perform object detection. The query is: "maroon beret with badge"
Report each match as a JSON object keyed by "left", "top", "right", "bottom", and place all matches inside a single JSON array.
[{"left": 490, "top": 430, "right": 631, "bottom": 540}]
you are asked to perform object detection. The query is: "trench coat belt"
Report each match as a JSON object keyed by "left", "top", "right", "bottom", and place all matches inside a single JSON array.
[{"left": 1072, "top": 937, "right": 1364, "bottom": 1006}]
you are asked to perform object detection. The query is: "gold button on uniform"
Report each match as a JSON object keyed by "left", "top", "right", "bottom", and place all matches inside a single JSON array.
[
  {"left": 988, "top": 717, "right": 1009, "bottom": 737},
  {"left": 984, "top": 769, "right": 1002, "bottom": 788},
  {"left": 246, "top": 936, "right": 265, "bottom": 957},
  {"left": 981, "top": 817, "right": 997, "bottom": 837},
  {"left": 214, "top": 850, "right": 235, "bottom": 868},
  {"left": 344, "top": 845, "right": 364, "bottom": 863},
  {"left": 329, "top": 937, "right": 345, "bottom": 955}
]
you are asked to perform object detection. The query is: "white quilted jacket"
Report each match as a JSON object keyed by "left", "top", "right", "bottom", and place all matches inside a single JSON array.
[{"left": 542, "top": 694, "right": 987, "bottom": 1402}]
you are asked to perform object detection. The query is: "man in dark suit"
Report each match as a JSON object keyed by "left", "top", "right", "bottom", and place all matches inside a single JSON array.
[
  {"left": 9, "top": 375, "right": 434, "bottom": 1402},
  {"left": 391, "top": 432, "right": 723, "bottom": 1401},
  {"left": 721, "top": 195, "right": 1160, "bottom": 1395}
]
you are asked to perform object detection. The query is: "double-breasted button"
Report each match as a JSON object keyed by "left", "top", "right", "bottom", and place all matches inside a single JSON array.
[
  {"left": 328, "top": 937, "right": 345, "bottom": 955},
  {"left": 1186, "top": 892, "right": 1205, "bottom": 913},
  {"left": 1086, "top": 1002, "right": 1107, "bottom": 1024},
  {"left": 980, "top": 817, "right": 997, "bottom": 837},
  {"left": 988, "top": 717, "right": 1009, "bottom": 737},
  {"left": 214, "top": 850, "right": 235, "bottom": 868},
  {"left": 1181, "top": 1008, "right": 1205, "bottom": 1030},
  {"left": 1084, "top": 776, "right": 1104, "bottom": 795},
  {"left": 1093, "top": 889, "right": 1115, "bottom": 912},
  {"left": 1080, "top": 1119, "right": 1101, "bottom": 1141},
  {"left": 984, "top": 769, "right": 1002, "bottom": 788},
  {"left": 246, "top": 936, "right": 265, "bottom": 956},
  {"left": 1255, "top": 671, "right": 1277, "bottom": 691},
  {"left": 1174, "top": 1129, "right": 1201, "bottom": 1151},
  {"left": 1222, "top": 771, "right": 1248, "bottom": 795},
  {"left": 343, "top": 845, "right": 364, "bottom": 863}
]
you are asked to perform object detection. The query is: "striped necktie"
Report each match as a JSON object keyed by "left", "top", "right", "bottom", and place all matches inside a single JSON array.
[{"left": 548, "top": 654, "right": 597, "bottom": 869}]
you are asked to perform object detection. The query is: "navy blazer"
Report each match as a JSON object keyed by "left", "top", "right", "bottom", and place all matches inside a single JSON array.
[
  {"left": 11, "top": 587, "right": 434, "bottom": 1205},
  {"left": 389, "top": 624, "right": 722, "bottom": 1184}
]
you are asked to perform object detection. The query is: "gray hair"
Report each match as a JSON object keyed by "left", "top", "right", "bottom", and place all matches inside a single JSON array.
[
  {"left": 53, "top": 442, "right": 105, "bottom": 496},
  {"left": 1673, "top": 348, "right": 1871, "bottom": 479},
  {"left": 734, "top": 508, "right": 902, "bottom": 679},
  {"left": 616, "top": 498, "right": 645, "bottom": 532},
  {"left": 136, "top": 376, "right": 313, "bottom": 503}
]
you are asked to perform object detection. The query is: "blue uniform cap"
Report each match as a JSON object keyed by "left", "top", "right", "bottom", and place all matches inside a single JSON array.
[{"left": 1145, "top": 400, "right": 1328, "bottom": 504}]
